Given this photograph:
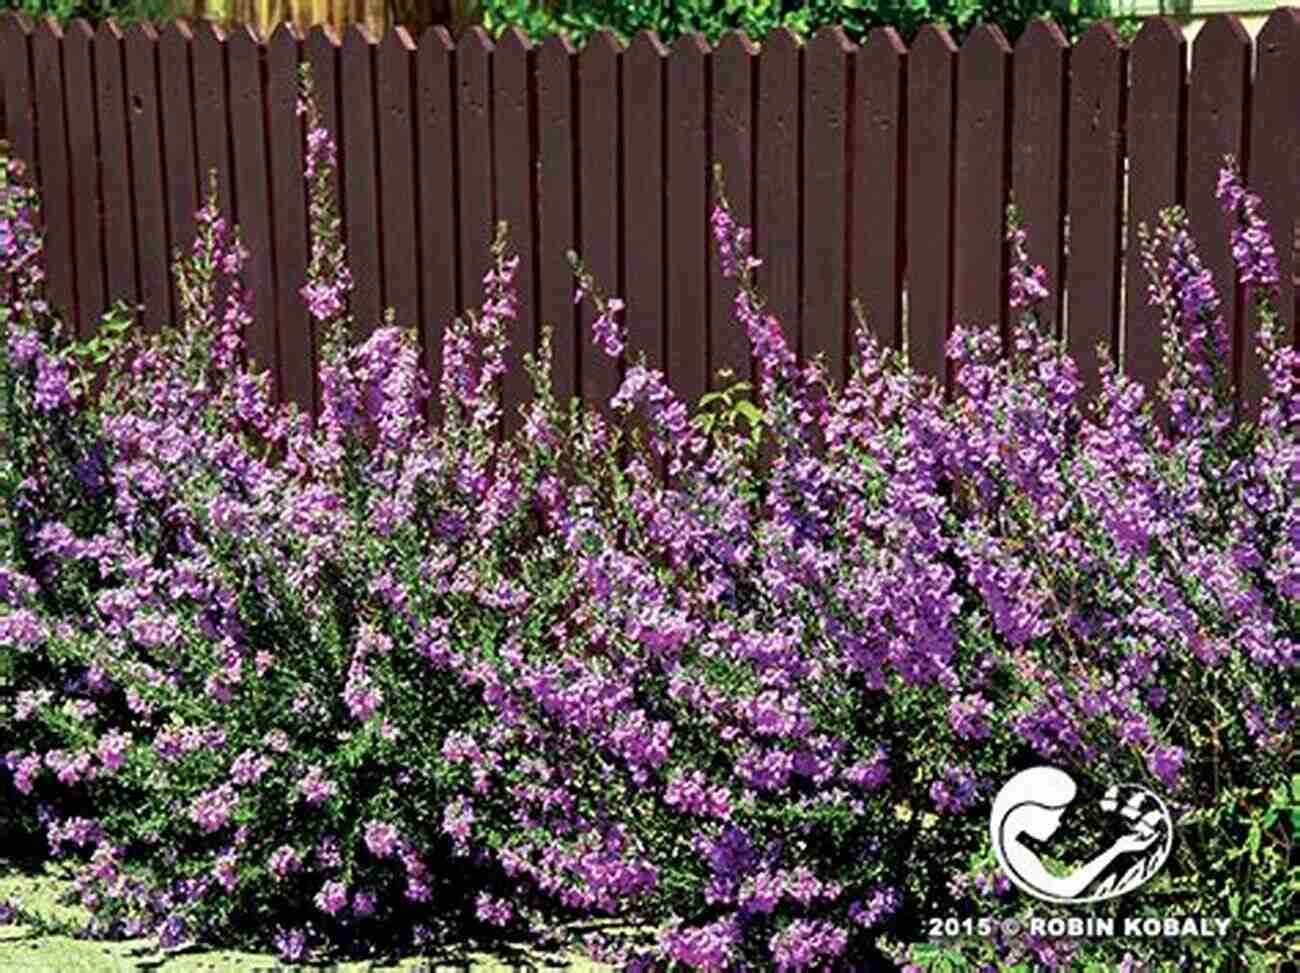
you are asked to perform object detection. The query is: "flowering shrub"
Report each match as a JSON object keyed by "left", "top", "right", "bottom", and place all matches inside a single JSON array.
[{"left": 0, "top": 67, "right": 1296, "bottom": 971}]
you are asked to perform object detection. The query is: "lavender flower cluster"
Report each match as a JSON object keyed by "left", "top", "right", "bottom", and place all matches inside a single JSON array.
[{"left": 0, "top": 76, "right": 1294, "bottom": 972}]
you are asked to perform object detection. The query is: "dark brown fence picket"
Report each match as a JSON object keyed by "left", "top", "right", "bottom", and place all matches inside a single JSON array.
[
  {"left": 1011, "top": 20, "right": 1068, "bottom": 338},
  {"left": 578, "top": 30, "right": 621, "bottom": 414},
  {"left": 340, "top": 25, "right": 382, "bottom": 335},
  {"left": 622, "top": 31, "right": 667, "bottom": 377},
  {"left": 492, "top": 26, "right": 536, "bottom": 435},
  {"left": 229, "top": 26, "right": 279, "bottom": 382},
  {"left": 1, "top": 12, "right": 1296, "bottom": 422},
  {"left": 377, "top": 27, "right": 421, "bottom": 339},
  {"left": 1123, "top": 17, "right": 1185, "bottom": 401},
  {"left": 1186, "top": 16, "right": 1250, "bottom": 396},
  {"left": 850, "top": 27, "right": 905, "bottom": 354},
  {"left": 953, "top": 24, "right": 1012, "bottom": 348},
  {"left": 709, "top": 30, "right": 755, "bottom": 389},
  {"left": 3, "top": 15, "right": 35, "bottom": 184},
  {"left": 1065, "top": 22, "right": 1125, "bottom": 401},
  {"left": 533, "top": 34, "right": 577, "bottom": 405},
  {"left": 124, "top": 22, "right": 172, "bottom": 334},
  {"left": 455, "top": 28, "right": 493, "bottom": 320},
  {"left": 414, "top": 25, "right": 456, "bottom": 420},
  {"left": 33, "top": 19, "right": 77, "bottom": 334},
  {"left": 1247, "top": 9, "right": 1300, "bottom": 412},
  {"left": 802, "top": 26, "right": 852, "bottom": 387},
  {"left": 665, "top": 33, "right": 709, "bottom": 408},
  {"left": 64, "top": 20, "right": 105, "bottom": 338},
  {"left": 755, "top": 29, "right": 801, "bottom": 357},
  {"left": 906, "top": 25, "right": 957, "bottom": 389},
  {"left": 269, "top": 24, "right": 314, "bottom": 414},
  {"left": 93, "top": 21, "right": 138, "bottom": 312},
  {"left": 159, "top": 21, "right": 198, "bottom": 330}
]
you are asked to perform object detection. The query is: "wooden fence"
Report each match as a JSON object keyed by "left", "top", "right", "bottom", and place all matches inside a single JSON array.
[{"left": 0, "top": 11, "right": 1296, "bottom": 430}]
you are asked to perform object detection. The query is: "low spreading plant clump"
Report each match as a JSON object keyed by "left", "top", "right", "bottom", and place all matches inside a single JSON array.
[{"left": 0, "top": 71, "right": 1296, "bottom": 971}]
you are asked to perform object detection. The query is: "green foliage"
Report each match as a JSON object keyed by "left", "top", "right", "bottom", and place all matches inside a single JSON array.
[
  {"left": 480, "top": 0, "right": 1113, "bottom": 46},
  {"left": 0, "top": 0, "right": 174, "bottom": 25}
]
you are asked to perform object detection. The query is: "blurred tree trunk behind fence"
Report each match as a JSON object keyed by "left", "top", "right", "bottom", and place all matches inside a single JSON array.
[{"left": 176, "top": 0, "right": 478, "bottom": 39}]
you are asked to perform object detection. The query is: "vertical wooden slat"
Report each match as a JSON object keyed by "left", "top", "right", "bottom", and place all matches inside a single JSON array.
[
  {"left": 1011, "top": 20, "right": 1068, "bottom": 338},
  {"left": 755, "top": 28, "right": 801, "bottom": 357},
  {"left": 268, "top": 24, "right": 314, "bottom": 414},
  {"left": 1124, "top": 17, "right": 1185, "bottom": 400},
  {"left": 953, "top": 24, "right": 1011, "bottom": 347},
  {"left": 2, "top": 14, "right": 36, "bottom": 177},
  {"left": 340, "top": 24, "right": 382, "bottom": 334},
  {"left": 64, "top": 20, "right": 106, "bottom": 338},
  {"left": 32, "top": 19, "right": 77, "bottom": 332},
  {"left": 415, "top": 25, "right": 457, "bottom": 419},
  {"left": 94, "top": 21, "right": 138, "bottom": 311},
  {"left": 802, "top": 26, "right": 852, "bottom": 387},
  {"left": 578, "top": 30, "right": 621, "bottom": 414},
  {"left": 304, "top": 26, "right": 341, "bottom": 220},
  {"left": 535, "top": 34, "right": 577, "bottom": 407},
  {"left": 456, "top": 28, "right": 494, "bottom": 317},
  {"left": 377, "top": 27, "right": 420, "bottom": 332},
  {"left": 192, "top": 21, "right": 234, "bottom": 220},
  {"left": 303, "top": 26, "right": 339, "bottom": 413},
  {"left": 622, "top": 31, "right": 666, "bottom": 378},
  {"left": 1065, "top": 22, "right": 1125, "bottom": 402},
  {"left": 665, "top": 32, "right": 709, "bottom": 409},
  {"left": 1247, "top": 8, "right": 1300, "bottom": 408},
  {"left": 1187, "top": 15, "right": 1250, "bottom": 399},
  {"left": 159, "top": 20, "right": 199, "bottom": 328},
  {"left": 229, "top": 26, "right": 279, "bottom": 388},
  {"left": 906, "top": 24, "right": 957, "bottom": 388},
  {"left": 851, "top": 27, "right": 906, "bottom": 354},
  {"left": 493, "top": 26, "right": 536, "bottom": 434},
  {"left": 124, "top": 22, "right": 172, "bottom": 332},
  {"left": 709, "top": 30, "right": 756, "bottom": 390}
]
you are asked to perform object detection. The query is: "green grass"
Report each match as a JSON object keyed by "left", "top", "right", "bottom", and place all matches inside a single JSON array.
[{"left": 0, "top": 863, "right": 618, "bottom": 972}]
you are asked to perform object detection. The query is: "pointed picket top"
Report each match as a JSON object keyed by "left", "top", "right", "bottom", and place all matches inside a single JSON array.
[
  {"left": 459, "top": 25, "right": 495, "bottom": 54},
  {"left": 159, "top": 16, "right": 193, "bottom": 50},
  {"left": 380, "top": 23, "right": 416, "bottom": 55},
  {"left": 2, "top": 10, "right": 33, "bottom": 33},
  {"left": 808, "top": 23, "right": 853, "bottom": 55},
  {"left": 63, "top": 15, "right": 94, "bottom": 47},
  {"left": 670, "top": 30, "right": 710, "bottom": 59},
  {"left": 911, "top": 22, "right": 958, "bottom": 57},
  {"left": 343, "top": 21, "right": 375, "bottom": 50},
  {"left": 124, "top": 18, "right": 158, "bottom": 45},
  {"left": 762, "top": 25, "right": 802, "bottom": 55},
  {"left": 1194, "top": 11, "right": 1251, "bottom": 55},
  {"left": 1130, "top": 13, "right": 1184, "bottom": 53},
  {"left": 227, "top": 22, "right": 261, "bottom": 55},
  {"left": 1259, "top": 4, "right": 1300, "bottom": 40},
  {"left": 1074, "top": 18, "right": 1124, "bottom": 61},
  {"left": 306, "top": 22, "right": 340, "bottom": 51},
  {"left": 537, "top": 30, "right": 576, "bottom": 62},
  {"left": 33, "top": 13, "right": 63, "bottom": 41},
  {"left": 192, "top": 16, "right": 225, "bottom": 48},
  {"left": 581, "top": 27, "right": 621, "bottom": 60},
  {"left": 269, "top": 20, "right": 301, "bottom": 52},
  {"left": 627, "top": 28, "right": 668, "bottom": 60},
  {"left": 496, "top": 24, "right": 533, "bottom": 56},
  {"left": 1015, "top": 16, "right": 1067, "bottom": 56},
  {"left": 417, "top": 23, "right": 454, "bottom": 53},
  {"left": 961, "top": 21, "right": 1011, "bottom": 57},
  {"left": 716, "top": 29, "right": 758, "bottom": 59},
  {"left": 862, "top": 25, "right": 906, "bottom": 58}
]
